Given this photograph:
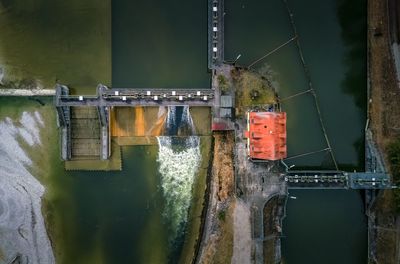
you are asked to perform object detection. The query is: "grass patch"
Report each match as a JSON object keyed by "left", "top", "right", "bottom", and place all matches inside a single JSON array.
[
  {"left": 232, "top": 69, "right": 277, "bottom": 117},
  {"left": 218, "top": 74, "right": 230, "bottom": 93},
  {"left": 212, "top": 203, "right": 234, "bottom": 264},
  {"left": 218, "top": 210, "right": 226, "bottom": 222}
]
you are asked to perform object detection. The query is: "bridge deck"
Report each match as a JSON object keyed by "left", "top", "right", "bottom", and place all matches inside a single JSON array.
[
  {"left": 208, "top": 0, "right": 224, "bottom": 69},
  {"left": 55, "top": 85, "right": 216, "bottom": 107},
  {"left": 285, "top": 170, "right": 391, "bottom": 189}
]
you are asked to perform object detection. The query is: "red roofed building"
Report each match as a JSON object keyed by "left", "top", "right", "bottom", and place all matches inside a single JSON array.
[{"left": 244, "top": 111, "right": 287, "bottom": 160}]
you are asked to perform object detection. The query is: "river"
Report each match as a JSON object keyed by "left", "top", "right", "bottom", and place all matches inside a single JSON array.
[
  {"left": 0, "top": 0, "right": 210, "bottom": 263},
  {"left": 0, "top": 0, "right": 367, "bottom": 263},
  {"left": 225, "top": 0, "right": 367, "bottom": 263}
]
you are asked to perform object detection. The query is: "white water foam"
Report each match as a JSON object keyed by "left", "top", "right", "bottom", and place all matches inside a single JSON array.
[
  {"left": 157, "top": 106, "right": 201, "bottom": 241},
  {"left": 157, "top": 136, "right": 201, "bottom": 241}
]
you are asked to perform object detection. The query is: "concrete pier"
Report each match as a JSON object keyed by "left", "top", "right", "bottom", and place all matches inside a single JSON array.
[{"left": 55, "top": 85, "right": 110, "bottom": 161}]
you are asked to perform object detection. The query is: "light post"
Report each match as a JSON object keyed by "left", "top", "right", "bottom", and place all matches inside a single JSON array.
[{"left": 233, "top": 54, "right": 241, "bottom": 65}]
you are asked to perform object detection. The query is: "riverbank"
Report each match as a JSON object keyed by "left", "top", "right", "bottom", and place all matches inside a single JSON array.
[
  {"left": 179, "top": 136, "right": 212, "bottom": 264},
  {"left": 0, "top": 97, "right": 55, "bottom": 263},
  {"left": 196, "top": 131, "right": 236, "bottom": 264},
  {"left": 0, "top": 88, "right": 55, "bottom": 96},
  {"left": 368, "top": 0, "right": 400, "bottom": 262}
]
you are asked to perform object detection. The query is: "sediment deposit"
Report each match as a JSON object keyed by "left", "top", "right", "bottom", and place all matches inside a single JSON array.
[{"left": 0, "top": 111, "right": 54, "bottom": 264}]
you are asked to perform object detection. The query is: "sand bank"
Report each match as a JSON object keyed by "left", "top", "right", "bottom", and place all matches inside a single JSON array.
[{"left": 0, "top": 111, "right": 54, "bottom": 264}]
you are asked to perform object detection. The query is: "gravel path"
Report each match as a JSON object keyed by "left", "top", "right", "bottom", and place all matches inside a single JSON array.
[{"left": 231, "top": 199, "right": 251, "bottom": 264}]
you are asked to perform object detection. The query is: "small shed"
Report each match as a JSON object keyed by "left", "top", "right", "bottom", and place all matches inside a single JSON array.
[{"left": 220, "top": 95, "right": 233, "bottom": 108}]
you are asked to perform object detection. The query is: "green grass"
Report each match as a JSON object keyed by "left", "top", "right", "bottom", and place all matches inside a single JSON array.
[
  {"left": 387, "top": 138, "right": 400, "bottom": 212},
  {"left": 233, "top": 70, "right": 277, "bottom": 117}
]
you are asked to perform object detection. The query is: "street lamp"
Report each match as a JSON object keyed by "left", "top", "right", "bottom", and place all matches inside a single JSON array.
[{"left": 233, "top": 54, "right": 241, "bottom": 64}]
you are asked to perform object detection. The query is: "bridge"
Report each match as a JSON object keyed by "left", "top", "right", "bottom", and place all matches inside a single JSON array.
[
  {"left": 55, "top": 84, "right": 216, "bottom": 107},
  {"left": 285, "top": 170, "right": 391, "bottom": 190},
  {"left": 55, "top": 83, "right": 222, "bottom": 161},
  {"left": 208, "top": 0, "right": 224, "bottom": 69},
  {"left": 55, "top": 0, "right": 227, "bottom": 162}
]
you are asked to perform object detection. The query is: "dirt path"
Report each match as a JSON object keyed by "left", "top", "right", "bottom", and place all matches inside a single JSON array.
[
  {"left": 196, "top": 132, "right": 235, "bottom": 264},
  {"left": 231, "top": 199, "right": 251, "bottom": 264},
  {"left": 368, "top": 0, "right": 400, "bottom": 262}
]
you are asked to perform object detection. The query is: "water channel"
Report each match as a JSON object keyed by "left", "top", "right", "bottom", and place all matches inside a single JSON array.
[
  {"left": 0, "top": 0, "right": 368, "bottom": 263},
  {"left": 225, "top": 0, "right": 367, "bottom": 262}
]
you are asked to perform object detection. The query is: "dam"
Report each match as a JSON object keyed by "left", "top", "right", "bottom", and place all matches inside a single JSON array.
[{"left": 52, "top": 0, "right": 391, "bottom": 192}]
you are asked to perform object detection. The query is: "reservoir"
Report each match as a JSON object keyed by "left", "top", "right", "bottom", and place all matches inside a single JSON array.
[{"left": 224, "top": 0, "right": 367, "bottom": 262}]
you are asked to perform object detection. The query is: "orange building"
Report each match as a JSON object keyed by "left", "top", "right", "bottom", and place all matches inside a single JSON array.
[{"left": 244, "top": 111, "right": 287, "bottom": 160}]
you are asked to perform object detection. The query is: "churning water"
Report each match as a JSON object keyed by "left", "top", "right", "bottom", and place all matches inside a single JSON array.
[{"left": 157, "top": 106, "right": 201, "bottom": 242}]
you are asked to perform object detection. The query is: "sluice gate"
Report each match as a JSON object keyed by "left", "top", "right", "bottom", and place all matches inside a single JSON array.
[
  {"left": 55, "top": 84, "right": 217, "bottom": 161},
  {"left": 56, "top": 85, "right": 110, "bottom": 161}
]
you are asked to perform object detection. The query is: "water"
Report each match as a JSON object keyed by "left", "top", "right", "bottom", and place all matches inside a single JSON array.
[
  {"left": 0, "top": 0, "right": 111, "bottom": 94},
  {"left": 0, "top": 0, "right": 368, "bottom": 262},
  {"left": 0, "top": 0, "right": 209, "bottom": 263},
  {"left": 111, "top": 0, "right": 210, "bottom": 88},
  {"left": 51, "top": 147, "right": 169, "bottom": 264},
  {"left": 157, "top": 136, "right": 201, "bottom": 243},
  {"left": 225, "top": 0, "right": 367, "bottom": 262},
  {"left": 158, "top": 106, "right": 201, "bottom": 246},
  {"left": 283, "top": 190, "right": 367, "bottom": 264}
]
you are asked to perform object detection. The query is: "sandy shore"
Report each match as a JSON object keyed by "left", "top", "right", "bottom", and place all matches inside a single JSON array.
[
  {"left": 0, "top": 111, "right": 54, "bottom": 264},
  {"left": 0, "top": 89, "right": 55, "bottom": 96}
]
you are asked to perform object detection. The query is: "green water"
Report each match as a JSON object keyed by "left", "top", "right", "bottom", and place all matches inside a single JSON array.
[
  {"left": 225, "top": 0, "right": 367, "bottom": 262},
  {"left": 46, "top": 146, "right": 173, "bottom": 264},
  {"left": 0, "top": 0, "right": 210, "bottom": 263},
  {"left": 112, "top": 0, "right": 210, "bottom": 88},
  {"left": 0, "top": 0, "right": 368, "bottom": 263},
  {"left": 0, "top": 0, "right": 111, "bottom": 94}
]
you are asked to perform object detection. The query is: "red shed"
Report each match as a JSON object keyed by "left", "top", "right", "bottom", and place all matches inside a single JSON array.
[{"left": 244, "top": 111, "right": 287, "bottom": 160}]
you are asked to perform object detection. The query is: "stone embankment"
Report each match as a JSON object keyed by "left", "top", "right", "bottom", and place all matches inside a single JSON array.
[{"left": 0, "top": 111, "right": 54, "bottom": 264}]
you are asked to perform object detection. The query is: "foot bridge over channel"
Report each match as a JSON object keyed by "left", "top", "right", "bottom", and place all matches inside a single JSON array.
[{"left": 285, "top": 170, "right": 391, "bottom": 190}]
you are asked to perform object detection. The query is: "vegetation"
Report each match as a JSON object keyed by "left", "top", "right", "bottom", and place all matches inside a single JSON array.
[
  {"left": 232, "top": 69, "right": 276, "bottom": 117},
  {"left": 217, "top": 209, "right": 226, "bottom": 222},
  {"left": 217, "top": 75, "right": 229, "bottom": 93},
  {"left": 387, "top": 138, "right": 400, "bottom": 212}
]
